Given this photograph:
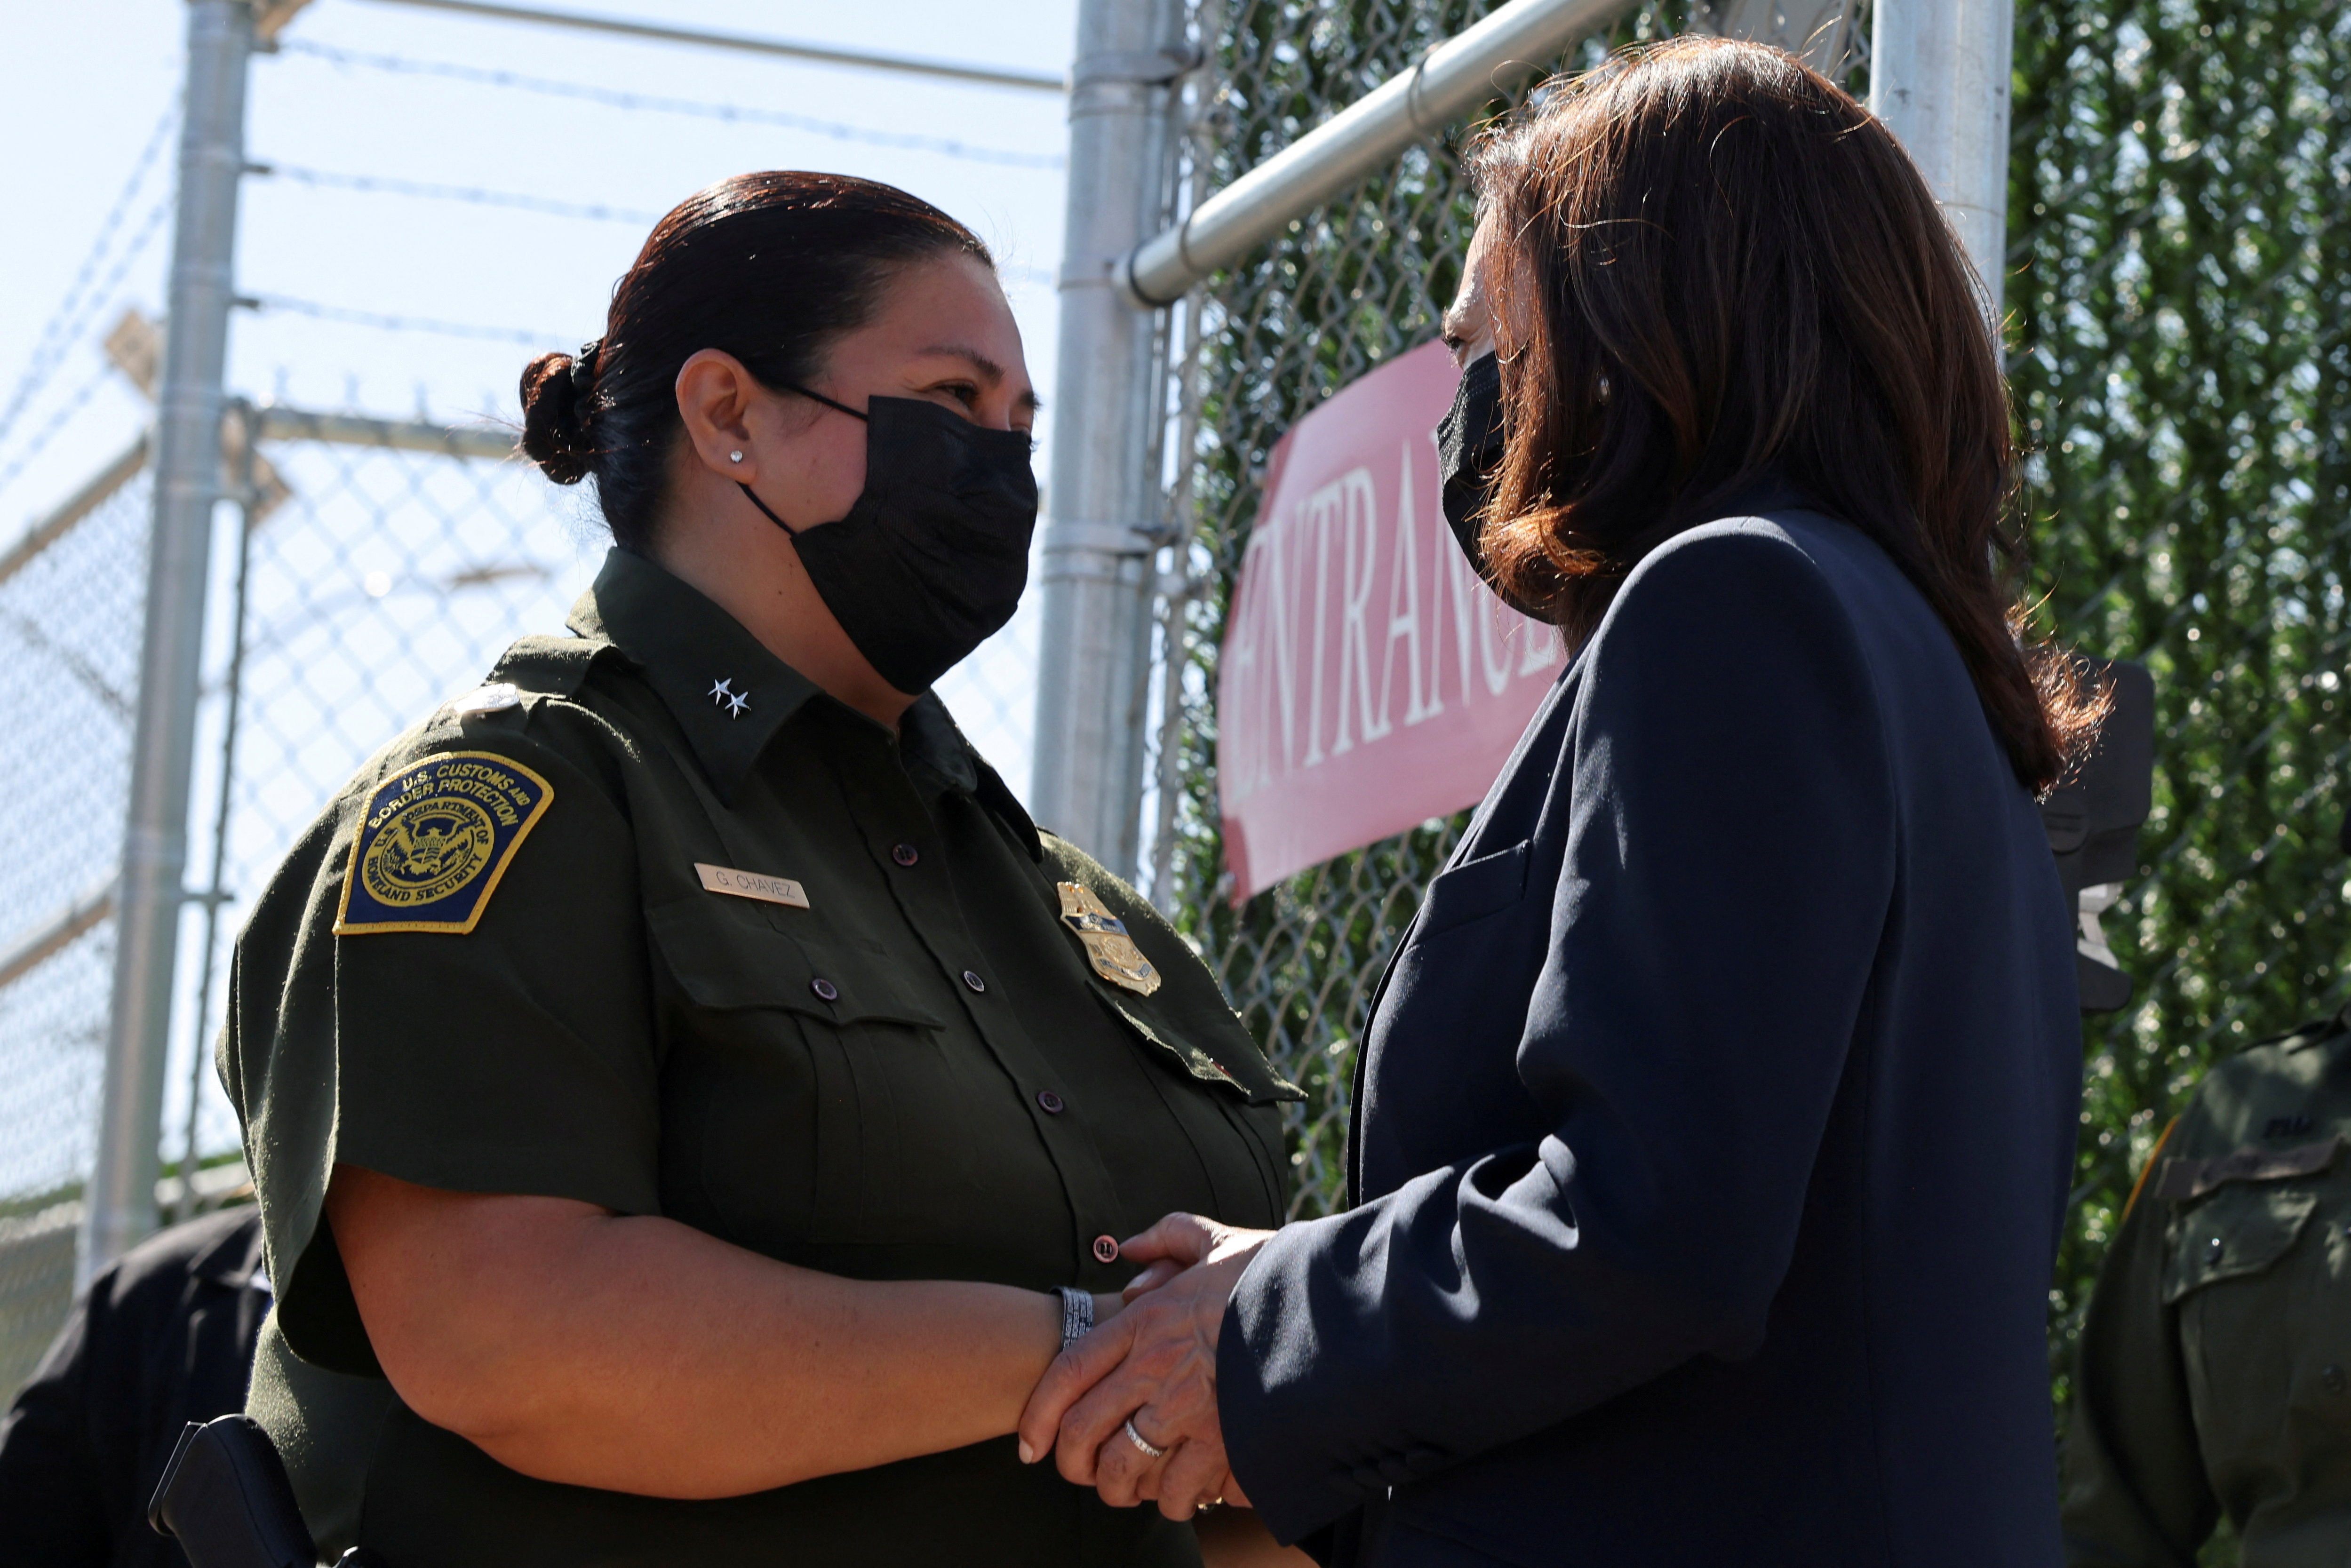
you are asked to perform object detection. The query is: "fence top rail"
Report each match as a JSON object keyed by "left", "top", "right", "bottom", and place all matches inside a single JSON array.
[
  {"left": 0, "top": 879, "right": 117, "bottom": 995},
  {"left": 1118, "top": 0, "right": 1635, "bottom": 308},
  {"left": 0, "top": 433, "right": 152, "bottom": 592},
  {"left": 253, "top": 406, "right": 518, "bottom": 462}
]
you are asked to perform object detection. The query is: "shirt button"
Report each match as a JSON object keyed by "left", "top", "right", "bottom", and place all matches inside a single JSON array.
[
  {"left": 2326, "top": 1364, "right": 2348, "bottom": 1396},
  {"left": 963, "top": 969, "right": 987, "bottom": 993},
  {"left": 1036, "top": 1090, "right": 1066, "bottom": 1114},
  {"left": 810, "top": 978, "right": 839, "bottom": 1003},
  {"left": 1092, "top": 1235, "right": 1121, "bottom": 1264},
  {"left": 892, "top": 843, "right": 919, "bottom": 867}
]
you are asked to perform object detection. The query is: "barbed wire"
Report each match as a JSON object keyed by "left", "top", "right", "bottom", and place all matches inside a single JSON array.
[
  {"left": 260, "top": 162, "right": 661, "bottom": 225},
  {"left": 247, "top": 294, "right": 564, "bottom": 346},
  {"left": 275, "top": 40, "right": 1067, "bottom": 171},
  {"left": 256, "top": 162, "right": 1057, "bottom": 290},
  {"left": 0, "top": 107, "right": 178, "bottom": 460}
]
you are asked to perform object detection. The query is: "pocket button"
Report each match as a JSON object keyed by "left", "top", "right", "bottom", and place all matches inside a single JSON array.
[{"left": 811, "top": 978, "right": 839, "bottom": 1003}]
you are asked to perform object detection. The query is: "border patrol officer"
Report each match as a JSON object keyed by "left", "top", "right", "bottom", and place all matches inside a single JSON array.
[
  {"left": 218, "top": 172, "right": 1297, "bottom": 1566},
  {"left": 2063, "top": 994, "right": 2351, "bottom": 1564}
]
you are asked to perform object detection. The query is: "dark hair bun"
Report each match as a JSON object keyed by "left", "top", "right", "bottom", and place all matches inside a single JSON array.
[{"left": 518, "top": 341, "right": 599, "bottom": 485}]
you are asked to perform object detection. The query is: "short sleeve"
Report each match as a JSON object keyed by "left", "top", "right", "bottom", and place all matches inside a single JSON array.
[
  {"left": 221, "top": 713, "right": 656, "bottom": 1375},
  {"left": 2058, "top": 1124, "right": 2222, "bottom": 1562}
]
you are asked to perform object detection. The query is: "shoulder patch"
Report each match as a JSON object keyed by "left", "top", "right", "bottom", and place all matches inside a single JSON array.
[{"left": 335, "top": 751, "right": 554, "bottom": 935}]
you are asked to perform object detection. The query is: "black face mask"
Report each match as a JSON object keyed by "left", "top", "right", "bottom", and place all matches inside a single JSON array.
[
  {"left": 1434, "top": 351, "right": 1548, "bottom": 621},
  {"left": 739, "top": 387, "right": 1038, "bottom": 696}
]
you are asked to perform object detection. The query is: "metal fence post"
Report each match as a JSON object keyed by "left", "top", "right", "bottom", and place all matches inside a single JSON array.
[
  {"left": 1028, "top": 0, "right": 1188, "bottom": 877},
  {"left": 1868, "top": 0, "right": 2015, "bottom": 316},
  {"left": 80, "top": 0, "right": 255, "bottom": 1290}
]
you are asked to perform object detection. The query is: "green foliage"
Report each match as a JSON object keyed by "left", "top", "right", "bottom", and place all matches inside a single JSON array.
[{"left": 2009, "top": 0, "right": 2351, "bottom": 1416}]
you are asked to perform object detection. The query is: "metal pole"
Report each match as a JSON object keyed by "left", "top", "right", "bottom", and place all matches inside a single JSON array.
[
  {"left": 1868, "top": 0, "right": 2014, "bottom": 317},
  {"left": 1028, "top": 0, "right": 1192, "bottom": 875},
  {"left": 175, "top": 403, "right": 259, "bottom": 1226},
  {"left": 1120, "top": 0, "right": 1634, "bottom": 308},
  {"left": 82, "top": 0, "right": 254, "bottom": 1289}
]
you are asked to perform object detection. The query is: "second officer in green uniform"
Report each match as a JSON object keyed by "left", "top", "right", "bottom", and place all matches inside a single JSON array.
[
  {"left": 220, "top": 171, "right": 1299, "bottom": 1567},
  {"left": 2063, "top": 983, "right": 2351, "bottom": 1564}
]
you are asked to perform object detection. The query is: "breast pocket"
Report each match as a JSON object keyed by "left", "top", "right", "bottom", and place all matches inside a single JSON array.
[
  {"left": 1418, "top": 838, "right": 1532, "bottom": 939},
  {"left": 2164, "top": 1177, "right": 2325, "bottom": 1459},
  {"left": 646, "top": 897, "right": 949, "bottom": 1249}
]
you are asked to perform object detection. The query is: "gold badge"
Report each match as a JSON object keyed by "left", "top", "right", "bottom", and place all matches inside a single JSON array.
[{"left": 1057, "top": 882, "right": 1162, "bottom": 995}]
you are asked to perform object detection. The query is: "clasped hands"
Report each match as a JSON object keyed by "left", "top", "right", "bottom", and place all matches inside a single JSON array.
[{"left": 1018, "top": 1213, "right": 1273, "bottom": 1520}]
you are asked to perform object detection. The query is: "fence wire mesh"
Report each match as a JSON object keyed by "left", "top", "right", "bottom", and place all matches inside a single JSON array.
[
  {"left": 2011, "top": 0, "right": 2351, "bottom": 1411},
  {"left": 0, "top": 465, "right": 149, "bottom": 1393}
]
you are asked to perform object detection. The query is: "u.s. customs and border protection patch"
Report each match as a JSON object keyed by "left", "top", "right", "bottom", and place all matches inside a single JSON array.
[
  {"left": 335, "top": 750, "right": 554, "bottom": 935},
  {"left": 1056, "top": 882, "right": 1163, "bottom": 996}
]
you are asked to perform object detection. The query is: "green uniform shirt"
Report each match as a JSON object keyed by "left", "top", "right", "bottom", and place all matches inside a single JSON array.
[
  {"left": 219, "top": 546, "right": 1299, "bottom": 1568},
  {"left": 2062, "top": 1007, "right": 2351, "bottom": 1567}
]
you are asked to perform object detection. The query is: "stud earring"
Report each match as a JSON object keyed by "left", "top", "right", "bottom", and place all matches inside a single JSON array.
[{"left": 728, "top": 451, "right": 743, "bottom": 463}]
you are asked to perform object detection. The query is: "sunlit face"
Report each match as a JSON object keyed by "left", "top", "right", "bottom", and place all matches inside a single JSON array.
[
  {"left": 703, "top": 251, "right": 1038, "bottom": 532},
  {"left": 1441, "top": 211, "right": 1503, "bottom": 369}
]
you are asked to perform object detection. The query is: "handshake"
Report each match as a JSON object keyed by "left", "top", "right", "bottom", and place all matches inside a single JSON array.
[{"left": 1018, "top": 1213, "right": 1274, "bottom": 1520}]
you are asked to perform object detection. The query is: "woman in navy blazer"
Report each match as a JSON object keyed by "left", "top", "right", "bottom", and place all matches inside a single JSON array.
[{"left": 1022, "top": 38, "right": 2098, "bottom": 1568}]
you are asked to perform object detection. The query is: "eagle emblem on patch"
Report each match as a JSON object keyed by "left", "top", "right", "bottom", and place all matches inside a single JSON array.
[
  {"left": 335, "top": 751, "right": 554, "bottom": 935},
  {"left": 1057, "top": 882, "right": 1162, "bottom": 996}
]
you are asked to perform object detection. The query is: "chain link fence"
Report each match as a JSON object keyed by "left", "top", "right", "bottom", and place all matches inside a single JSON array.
[
  {"left": 2011, "top": 0, "right": 2351, "bottom": 1415},
  {"left": 0, "top": 462, "right": 150, "bottom": 1392}
]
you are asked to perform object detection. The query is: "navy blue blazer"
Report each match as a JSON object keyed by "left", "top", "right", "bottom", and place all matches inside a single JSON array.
[{"left": 1219, "top": 508, "right": 2081, "bottom": 1567}]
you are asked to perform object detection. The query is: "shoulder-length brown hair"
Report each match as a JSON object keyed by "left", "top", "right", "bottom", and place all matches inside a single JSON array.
[{"left": 1471, "top": 36, "right": 2098, "bottom": 791}]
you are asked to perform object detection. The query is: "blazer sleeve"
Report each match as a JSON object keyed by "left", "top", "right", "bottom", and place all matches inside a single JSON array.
[{"left": 1218, "top": 522, "right": 1900, "bottom": 1542}]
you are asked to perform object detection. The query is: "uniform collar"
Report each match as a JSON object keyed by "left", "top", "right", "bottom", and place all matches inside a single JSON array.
[
  {"left": 568, "top": 548, "right": 821, "bottom": 803},
  {"left": 566, "top": 549, "right": 1040, "bottom": 855},
  {"left": 901, "top": 693, "right": 1044, "bottom": 860}
]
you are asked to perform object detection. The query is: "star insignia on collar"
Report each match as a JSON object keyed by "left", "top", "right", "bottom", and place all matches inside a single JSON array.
[{"left": 708, "top": 677, "right": 750, "bottom": 719}]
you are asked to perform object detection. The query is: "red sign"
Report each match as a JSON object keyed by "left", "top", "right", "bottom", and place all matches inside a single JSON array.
[{"left": 1217, "top": 340, "right": 1561, "bottom": 902}]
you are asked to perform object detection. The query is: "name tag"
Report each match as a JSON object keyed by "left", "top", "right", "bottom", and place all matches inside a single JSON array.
[{"left": 695, "top": 862, "right": 809, "bottom": 909}]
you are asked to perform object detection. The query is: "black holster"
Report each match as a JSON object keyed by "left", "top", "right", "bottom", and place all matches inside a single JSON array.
[{"left": 148, "top": 1414, "right": 388, "bottom": 1568}]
